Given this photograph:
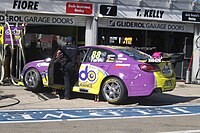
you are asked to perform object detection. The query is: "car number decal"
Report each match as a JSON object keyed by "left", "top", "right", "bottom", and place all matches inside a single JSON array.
[
  {"left": 90, "top": 50, "right": 107, "bottom": 62},
  {"left": 91, "top": 51, "right": 101, "bottom": 60}
]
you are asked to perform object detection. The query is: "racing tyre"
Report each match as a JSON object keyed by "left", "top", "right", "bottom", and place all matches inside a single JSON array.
[
  {"left": 102, "top": 77, "right": 127, "bottom": 104},
  {"left": 24, "top": 68, "right": 43, "bottom": 92}
]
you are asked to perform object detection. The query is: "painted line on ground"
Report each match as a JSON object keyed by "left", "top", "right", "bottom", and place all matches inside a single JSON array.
[
  {"left": 158, "top": 130, "right": 200, "bottom": 133},
  {"left": 0, "top": 105, "right": 200, "bottom": 123}
]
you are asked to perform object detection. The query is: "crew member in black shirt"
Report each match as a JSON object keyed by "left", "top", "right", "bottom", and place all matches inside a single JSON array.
[{"left": 55, "top": 36, "right": 78, "bottom": 100}]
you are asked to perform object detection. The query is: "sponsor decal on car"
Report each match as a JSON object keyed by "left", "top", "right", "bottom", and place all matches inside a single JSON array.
[
  {"left": 114, "top": 64, "right": 131, "bottom": 68},
  {"left": 36, "top": 62, "right": 49, "bottom": 67},
  {"left": 148, "top": 57, "right": 162, "bottom": 62},
  {"left": 162, "top": 65, "right": 172, "bottom": 75},
  {"left": 118, "top": 57, "right": 127, "bottom": 60},
  {"left": 79, "top": 65, "right": 98, "bottom": 83}
]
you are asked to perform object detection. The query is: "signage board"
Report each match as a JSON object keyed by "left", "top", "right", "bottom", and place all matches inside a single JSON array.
[
  {"left": 0, "top": 26, "right": 4, "bottom": 44},
  {"left": 114, "top": 6, "right": 183, "bottom": 22},
  {"left": 108, "top": 19, "right": 193, "bottom": 33},
  {"left": 0, "top": 14, "right": 75, "bottom": 26},
  {"left": 182, "top": 11, "right": 200, "bottom": 22},
  {"left": 0, "top": 0, "right": 94, "bottom": 16},
  {"left": 100, "top": 5, "right": 117, "bottom": 16},
  {"left": 66, "top": 2, "right": 93, "bottom": 15}
]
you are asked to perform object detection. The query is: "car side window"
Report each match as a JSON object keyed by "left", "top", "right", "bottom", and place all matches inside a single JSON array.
[
  {"left": 85, "top": 48, "right": 116, "bottom": 63},
  {"left": 79, "top": 48, "right": 90, "bottom": 62}
]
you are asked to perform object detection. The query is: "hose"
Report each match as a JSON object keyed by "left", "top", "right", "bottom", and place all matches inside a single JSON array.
[
  {"left": 5, "top": 22, "right": 19, "bottom": 85},
  {"left": 0, "top": 45, "right": 6, "bottom": 83},
  {"left": 16, "top": 25, "right": 26, "bottom": 86},
  {"left": 187, "top": 54, "right": 193, "bottom": 71},
  {"left": 194, "top": 36, "right": 200, "bottom": 81},
  {"left": 5, "top": 23, "right": 26, "bottom": 86},
  {"left": 0, "top": 95, "right": 20, "bottom": 108},
  {"left": 195, "top": 36, "right": 200, "bottom": 49},
  {"left": 19, "top": 24, "right": 26, "bottom": 66}
]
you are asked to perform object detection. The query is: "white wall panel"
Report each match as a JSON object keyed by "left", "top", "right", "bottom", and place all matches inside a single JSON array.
[{"left": 75, "top": 16, "right": 87, "bottom": 26}]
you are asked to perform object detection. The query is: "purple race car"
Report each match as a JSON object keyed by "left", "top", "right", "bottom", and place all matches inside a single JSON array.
[{"left": 21, "top": 45, "right": 176, "bottom": 104}]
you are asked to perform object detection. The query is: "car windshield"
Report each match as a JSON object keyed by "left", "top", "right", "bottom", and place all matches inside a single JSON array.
[{"left": 115, "top": 47, "right": 151, "bottom": 60}]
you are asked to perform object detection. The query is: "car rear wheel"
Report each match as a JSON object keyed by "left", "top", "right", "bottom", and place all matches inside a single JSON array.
[
  {"left": 102, "top": 77, "right": 127, "bottom": 104},
  {"left": 24, "top": 68, "right": 43, "bottom": 92}
]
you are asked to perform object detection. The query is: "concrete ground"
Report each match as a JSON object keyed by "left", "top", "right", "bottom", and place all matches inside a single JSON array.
[{"left": 0, "top": 81, "right": 200, "bottom": 110}]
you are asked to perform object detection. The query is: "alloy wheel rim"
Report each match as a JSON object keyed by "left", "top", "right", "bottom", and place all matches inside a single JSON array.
[
  {"left": 25, "top": 70, "right": 38, "bottom": 88},
  {"left": 103, "top": 80, "right": 121, "bottom": 101}
]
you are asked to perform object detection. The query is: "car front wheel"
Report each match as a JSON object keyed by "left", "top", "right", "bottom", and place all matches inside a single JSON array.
[
  {"left": 24, "top": 68, "right": 43, "bottom": 92},
  {"left": 102, "top": 77, "right": 127, "bottom": 104}
]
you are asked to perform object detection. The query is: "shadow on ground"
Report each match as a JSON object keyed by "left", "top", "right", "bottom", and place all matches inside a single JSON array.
[
  {"left": 26, "top": 88, "right": 100, "bottom": 101},
  {"left": 24, "top": 88, "right": 200, "bottom": 106},
  {"left": 24, "top": 88, "right": 59, "bottom": 101},
  {"left": 125, "top": 93, "right": 200, "bottom": 106},
  {"left": 69, "top": 93, "right": 200, "bottom": 106},
  {"left": 0, "top": 94, "right": 16, "bottom": 100}
]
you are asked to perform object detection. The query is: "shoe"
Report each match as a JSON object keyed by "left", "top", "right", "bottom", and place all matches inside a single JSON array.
[
  {"left": 59, "top": 95, "right": 64, "bottom": 99},
  {"left": 64, "top": 97, "right": 70, "bottom": 100},
  {"left": 58, "top": 91, "right": 65, "bottom": 99}
]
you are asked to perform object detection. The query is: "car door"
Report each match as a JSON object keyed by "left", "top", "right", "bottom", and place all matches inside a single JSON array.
[
  {"left": 73, "top": 47, "right": 116, "bottom": 95},
  {"left": 48, "top": 49, "right": 64, "bottom": 87}
]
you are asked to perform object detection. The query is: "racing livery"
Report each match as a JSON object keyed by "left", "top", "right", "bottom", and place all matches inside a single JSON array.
[{"left": 21, "top": 45, "right": 176, "bottom": 104}]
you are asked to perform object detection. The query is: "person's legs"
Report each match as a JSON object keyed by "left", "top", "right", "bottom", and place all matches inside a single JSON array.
[{"left": 64, "top": 71, "right": 71, "bottom": 99}]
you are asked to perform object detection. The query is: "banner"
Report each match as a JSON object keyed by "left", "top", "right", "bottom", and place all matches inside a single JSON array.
[
  {"left": 0, "top": 26, "right": 4, "bottom": 44},
  {"left": 4, "top": 26, "right": 23, "bottom": 45}
]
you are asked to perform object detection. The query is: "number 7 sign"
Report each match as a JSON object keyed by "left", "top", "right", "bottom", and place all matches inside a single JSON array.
[{"left": 100, "top": 5, "right": 117, "bottom": 16}]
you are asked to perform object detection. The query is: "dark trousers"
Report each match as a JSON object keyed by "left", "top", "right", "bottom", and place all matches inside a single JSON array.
[{"left": 64, "top": 70, "right": 71, "bottom": 98}]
